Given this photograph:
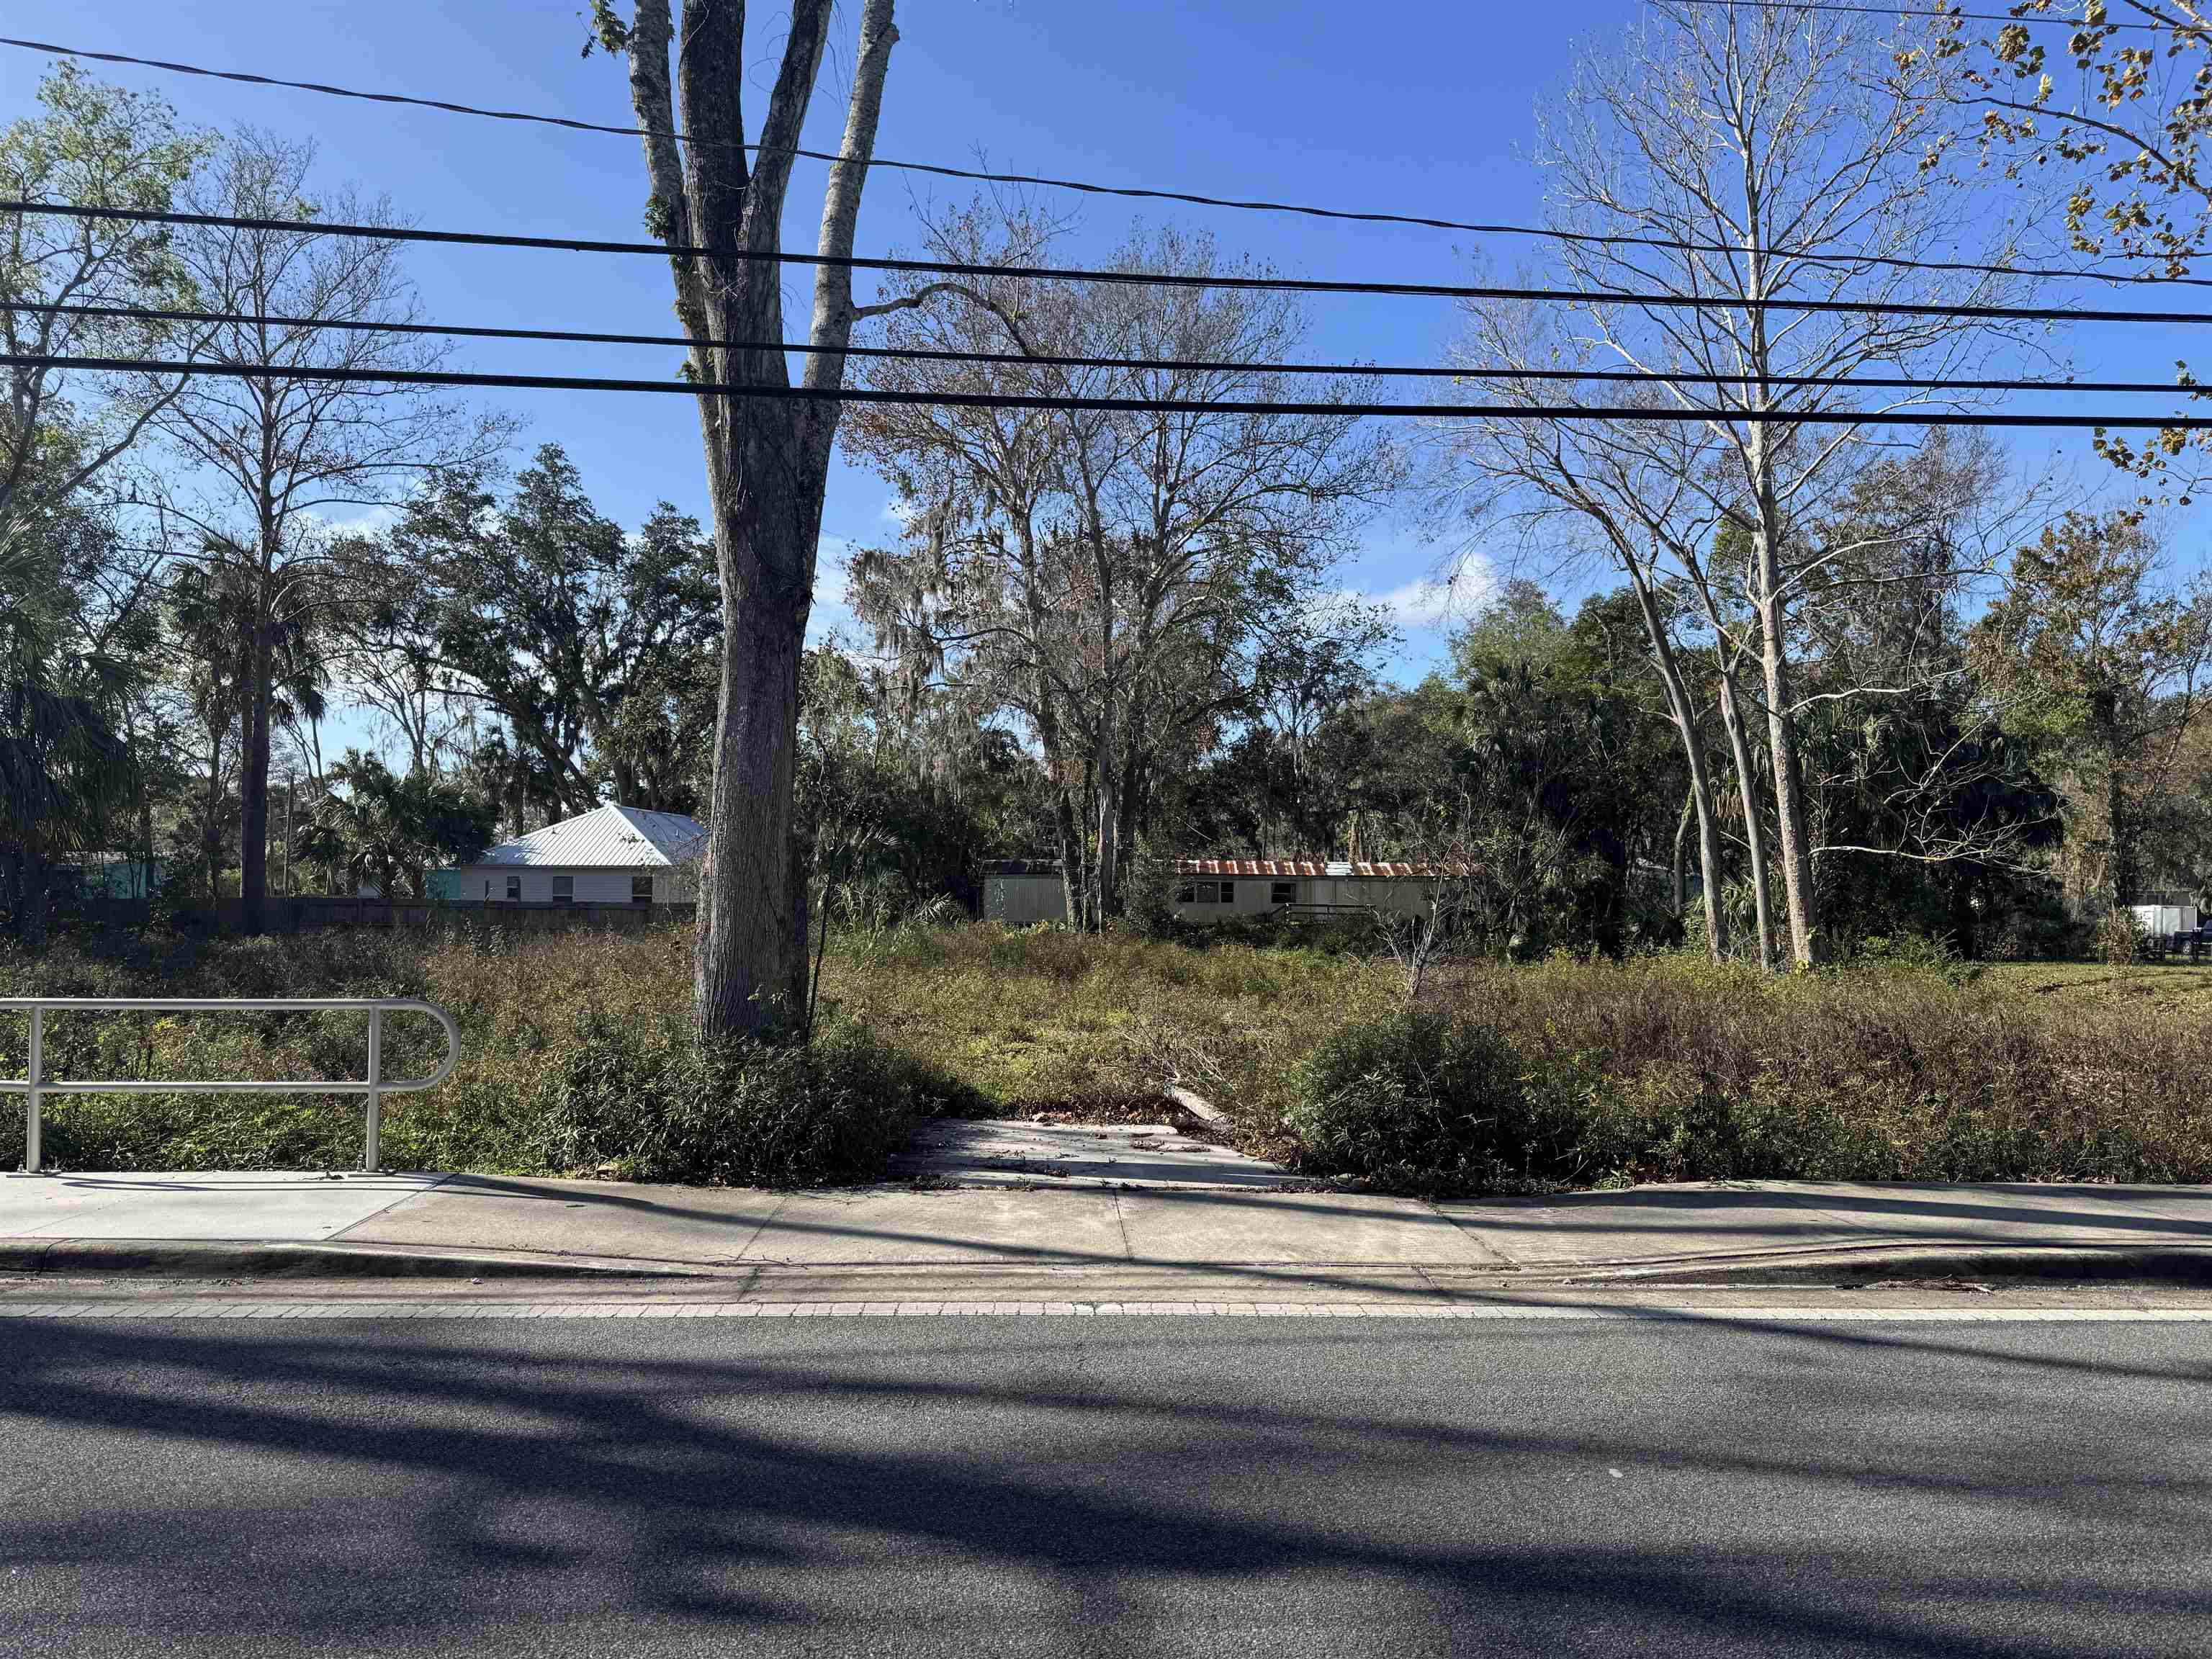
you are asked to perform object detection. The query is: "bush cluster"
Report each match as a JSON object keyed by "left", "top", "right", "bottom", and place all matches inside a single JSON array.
[
  {"left": 0, "top": 921, "right": 955, "bottom": 1185},
  {"left": 1275, "top": 954, "right": 2212, "bottom": 1195},
  {"left": 531, "top": 1007, "right": 940, "bottom": 1186}
]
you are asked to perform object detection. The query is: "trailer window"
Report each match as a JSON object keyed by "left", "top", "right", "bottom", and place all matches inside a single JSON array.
[
  {"left": 1195, "top": 881, "right": 1219, "bottom": 904},
  {"left": 1271, "top": 881, "right": 1295, "bottom": 905}
]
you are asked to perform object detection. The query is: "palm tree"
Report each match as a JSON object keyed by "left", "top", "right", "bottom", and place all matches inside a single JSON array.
[
  {"left": 0, "top": 516, "right": 135, "bottom": 943},
  {"left": 168, "top": 543, "right": 328, "bottom": 904}
]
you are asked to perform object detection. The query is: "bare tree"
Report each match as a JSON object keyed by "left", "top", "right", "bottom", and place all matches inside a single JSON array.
[
  {"left": 845, "top": 206, "right": 1391, "bottom": 924},
  {"left": 585, "top": 0, "right": 940, "bottom": 1039},
  {"left": 325, "top": 568, "right": 471, "bottom": 775},
  {"left": 1515, "top": 1, "right": 2041, "bottom": 965},
  {"left": 838, "top": 200, "right": 1094, "bottom": 919},
  {"left": 150, "top": 131, "right": 505, "bottom": 932},
  {"left": 1429, "top": 300, "right": 1756, "bottom": 960}
]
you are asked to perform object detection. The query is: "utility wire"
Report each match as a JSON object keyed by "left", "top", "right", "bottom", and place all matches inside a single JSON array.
[
  {"left": 6, "top": 32, "right": 2211, "bottom": 292},
  {"left": 14, "top": 350, "right": 2212, "bottom": 428},
  {"left": 19, "top": 297, "right": 2209, "bottom": 396},
  {"left": 12, "top": 199, "right": 2212, "bottom": 328},
  {"left": 1658, "top": 0, "right": 2181, "bottom": 29}
]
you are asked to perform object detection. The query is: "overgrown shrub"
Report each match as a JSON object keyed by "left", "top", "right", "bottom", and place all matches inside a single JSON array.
[
  {"left": 1840, "top": 932, "right": 1979, "bottom": 982},
  {"left": 2095, "top": 909, "right": 2146, "bottom": 966},
  {"left": 0, "top": 922, "right": 960, "bottom": 1182},
  {"left": 1271, "top": 954, "right": 2212, "bottom": 1195},
  {"left": 6, "top": 922, "right": 2208, "bottom": 1195},
  {"left": 1284, "top": 1007, "right": 1543, "bottom": 1195},
  {"left": 531, "top": 1007, "right": 945, "bottom": 1186}
]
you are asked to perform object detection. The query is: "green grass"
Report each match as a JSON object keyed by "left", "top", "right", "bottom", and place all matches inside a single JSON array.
[
  {"left": 822, "top": 924, "right": 1388, "bottom": 1120},
  {"left": 3, "top": 921, "right": 2206, "bottom": 1193},
  {"left": 1982, "top": 960, "right": 2212, "bottom": 1004}
]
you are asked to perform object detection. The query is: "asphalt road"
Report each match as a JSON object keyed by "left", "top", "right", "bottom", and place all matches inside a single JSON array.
[{"left": 2, "top": 1311, "right": 2207, "bottom": 1657}]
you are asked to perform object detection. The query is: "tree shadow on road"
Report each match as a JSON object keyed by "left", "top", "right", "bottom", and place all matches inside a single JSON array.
[{"left": 0, "top": 1316, "right": 2206, "bottom": 1656}]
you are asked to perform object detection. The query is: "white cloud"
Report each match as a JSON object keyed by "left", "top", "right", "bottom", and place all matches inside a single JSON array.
[
  {"left": 294, "top": 503, "right": 403, "bottom": 539},
  {"left": 1354, "top": 555, "right": 1496, "bottom": 634}
]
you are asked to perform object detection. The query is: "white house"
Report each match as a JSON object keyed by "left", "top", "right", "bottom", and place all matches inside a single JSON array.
[
  {"left": 981, "top": 858, "right": 1443, "bottom": 926},
  {"left": 444, "top": 803, "right": 707, "bottom": 907}
]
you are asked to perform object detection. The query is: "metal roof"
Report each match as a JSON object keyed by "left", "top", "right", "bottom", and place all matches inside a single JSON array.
[
  {"left": 981, "top": 856, "right": 1447, "bottom": 880},
  {"left": 1175, "top": 858, "right": 1442, "bottom": 879},
  {"left": 463, "top": 804, "right": 709, "bottom": 869}
]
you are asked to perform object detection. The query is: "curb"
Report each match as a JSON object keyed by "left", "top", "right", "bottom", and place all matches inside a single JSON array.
[
  {"left": 1563, "top": 1243, "right": 2212, "bottom": 1286},
  {"left": 0, "top": 1238, "right": 728, "bottom": 1281},
  {"left": 9, "top": 1236, "right": 2212, "bottom": 1287}
]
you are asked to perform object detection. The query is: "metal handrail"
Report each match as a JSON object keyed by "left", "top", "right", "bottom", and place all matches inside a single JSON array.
[{"left": 0, "top": 998, "right": 462, "bottom": 1175}]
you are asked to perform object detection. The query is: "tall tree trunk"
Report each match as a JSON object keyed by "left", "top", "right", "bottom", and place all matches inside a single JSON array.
[
  {"left": 1738, "top": 215, "right": 1821, "bottom": 968},
  {"left": 1115, "top": 740, "right": 1146, "bottom": 886},
  {"left": 1672, "top": 789, "right": 1693, "bottom": 923},
  {"left": 202, "top": 719, "right": 228, "bottom": 907},
  {"left": 239, "top": 594, "right": 273, "bottom": 929},
  {"left": 1014, "top": 534, "right": 1086, "bottom": 928},
  {"left": 2105, "top": 753, "right": 2134, "bottom": 916},
  {"left": 1076, "top": 753, "right": 1100, "bottom": 928},
  {"left": 1712, "top": 657, "right": 1776, "bottom": 971},
  {"left": 616, "top": 0, "right": 899, "bottom": 1040},
  {"left": 138, "top": 775, "right": 156, "bottom": 915},
  {"left": 695, "top": 459, "right": 813, "bottom": 1039},
  {"left": 1751, "top": 511, "right": 1822, "bottom": 966},
  {"left": 1684, "top": 561, "right": 1776, "bottom": 971},
  {"left": 1093, "top": 735, "right": 1120, "bottom": 925},
  {"left": 1090, "top": 545, "right": 1120, "bottom": 925},
  {"left": 1051, "top": 786, "right": 1084, "bottom": 927},
  {"left": 1626, "top": 565, "right": 1727, "bottom": 958}
]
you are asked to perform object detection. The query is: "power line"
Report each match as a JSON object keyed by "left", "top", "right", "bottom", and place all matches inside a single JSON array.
[
  {"left": 19, "top": 297, "right": 2210, "bottom": 397},
  {"left": 7, "top": 31, "right": 2211, "bottom": 294},
  {"left": 14, "top": 350, "right": 2212, "bottom": 428},
  {"left": 12, "top": 199, "right": 2212, "bottom": 328},
  {"left": 1658, "top": 0, "right": 2178, "bottom": 30}
]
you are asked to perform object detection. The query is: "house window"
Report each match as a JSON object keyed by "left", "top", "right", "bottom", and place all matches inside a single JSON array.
[
  {"left": 1195, "top": 881, "right": 1219, "bottom": 904},
  {"left": 631, "top": 874, "right": 654, "bottom": 905},
  {"left": 1177, "top": 884, "right": 1195, "bottom": 904},
  {"left": 552, "top": 874, "right": 573, "bottom": 905},
  {"left": 1271, "top": 881, "right": 1295, "bottom": 905},
  {"left": 505, "top": 874, "right": 521, "bottom": 902},
  {"left": 1219, "top": 881, "right": 1235, "bottom": 904}
]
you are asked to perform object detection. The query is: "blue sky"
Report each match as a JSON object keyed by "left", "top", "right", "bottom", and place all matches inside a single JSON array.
[{"left": 3, "top": 0, "right": 2202, "bottom": 750}]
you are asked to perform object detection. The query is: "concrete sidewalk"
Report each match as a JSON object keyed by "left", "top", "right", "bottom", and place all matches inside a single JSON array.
[{"left": 4, "top": 1169, "right": 2211, "bottom": 1282}]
